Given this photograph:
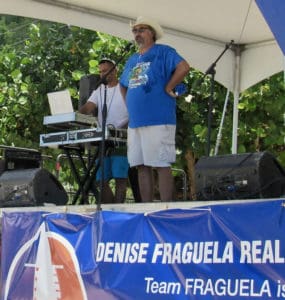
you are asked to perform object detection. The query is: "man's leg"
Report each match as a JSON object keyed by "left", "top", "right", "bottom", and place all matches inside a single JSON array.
[
  {"left": 114, "top": 178, "right": 128, "bottom": 203},
  {"left": 128, "top": 167, "right": 142, "bottom": 202},
  {"left": 101, "top": 182, "right": 114, "bottom": 203},
  {"left": 138, "top": 165, "right": 154, "bottom": 202},
  {"left": 96, "top": 156, "right": 113, "bottom": 203},
  {"left": 157, "top": 166, "right": 174, "bottom": 201},
  {"left": 111, "top": 155, "right": 129, "bottom": 203}
]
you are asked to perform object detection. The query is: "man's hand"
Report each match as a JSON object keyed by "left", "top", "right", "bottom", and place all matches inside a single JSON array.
[{"left": 165, "top": 88, "right": 177, "bottom": 98}]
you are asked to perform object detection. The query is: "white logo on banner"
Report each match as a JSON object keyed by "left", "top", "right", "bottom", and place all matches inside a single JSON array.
[{"left": 4, "top": 223, "right": 88, "bottom": 300}]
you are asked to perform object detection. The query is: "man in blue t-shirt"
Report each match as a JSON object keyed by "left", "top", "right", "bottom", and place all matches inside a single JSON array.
[{"left": 120, "top": 16, "right": 190, "bottom": 202}]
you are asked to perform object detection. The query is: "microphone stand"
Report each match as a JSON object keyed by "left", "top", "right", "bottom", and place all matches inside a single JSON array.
[
  {"left": 196, "top": 40, "right": 234, "bottom": 157},
  {"left": 97, "top": 42, "right": 134, "bottom": 211}
]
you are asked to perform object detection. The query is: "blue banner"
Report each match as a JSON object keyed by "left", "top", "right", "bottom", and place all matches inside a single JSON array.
[
  {"left": 1, "top": 199, "right": 285, "bottom": 299},
  {"left": 256, "top": 0, "right": 285, "bottom": 55}
]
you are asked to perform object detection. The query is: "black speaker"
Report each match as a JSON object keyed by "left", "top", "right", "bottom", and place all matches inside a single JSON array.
[
  {"left": 4, "top": 148, "right": 41, "bottom": 170},
  {"left": 79, "top": 74, "right": 100, "bottom": 109},
  {"left": 195, "top": 152, "right": 285, "bottom": 200},
  {"left": 0, "top": 168, "right": 68, "bottom": 207}
]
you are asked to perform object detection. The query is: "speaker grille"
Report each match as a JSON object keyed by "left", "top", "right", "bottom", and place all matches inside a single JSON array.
[
  {"left": 0, "top": 168, "right": 68, "bottom": 207},
  {"left": 195, "top": 152, "right": 285, "bottom": 200}
]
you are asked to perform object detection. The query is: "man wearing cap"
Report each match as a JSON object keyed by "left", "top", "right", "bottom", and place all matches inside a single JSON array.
[
  {"left": 80, "top": 58, "right": 129, "bottom": 203},
  {"left": 120, "top": 16, "right": 190, "bottom": 202}
]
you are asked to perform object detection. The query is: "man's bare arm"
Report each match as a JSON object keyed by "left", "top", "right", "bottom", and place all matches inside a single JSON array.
[{"left": 79, "top": 101, "right": 97, "bottom": 114}]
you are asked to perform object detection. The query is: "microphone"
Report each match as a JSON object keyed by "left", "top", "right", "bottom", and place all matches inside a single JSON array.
[{"left": 227, "top": 40, "right": 235, "bottom": 49}]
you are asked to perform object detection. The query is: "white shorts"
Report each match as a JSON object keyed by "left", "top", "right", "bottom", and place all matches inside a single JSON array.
[{"left": 127, "top": 125, "right": 176, "bottom": 167}]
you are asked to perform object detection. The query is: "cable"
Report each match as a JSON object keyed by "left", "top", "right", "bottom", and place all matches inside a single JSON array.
[
  {"left": 214, "top": 88, "right": 230, "bottom": 155},
  {"left": 197, "top": 173, "right": 285, "bottom": 201},
  {"left": 0, "top": 20, "right": 31, "bottom": 37},
  {"left": 0, "top": 22, "right": 68, "bottom": 49},
  {"left": 236, "top": 0, "right": 254, "bottom": 44}
]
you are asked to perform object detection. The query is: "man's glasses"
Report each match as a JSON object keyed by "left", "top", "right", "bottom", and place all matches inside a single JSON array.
[{"left": 132, "top": 27, "right": 150, "bottom": 34}]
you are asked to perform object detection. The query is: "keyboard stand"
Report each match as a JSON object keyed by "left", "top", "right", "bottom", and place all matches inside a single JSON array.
[
  {"left": 40, "top": 127, "right": 127, "bottom": 205},
  {"left": 63, "top": 145, "right": 100, "bottom": 205}
]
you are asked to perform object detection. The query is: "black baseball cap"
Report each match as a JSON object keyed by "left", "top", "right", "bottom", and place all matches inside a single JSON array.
[{"left": 99, "top": 58, "right": 116, "bottom": 66}]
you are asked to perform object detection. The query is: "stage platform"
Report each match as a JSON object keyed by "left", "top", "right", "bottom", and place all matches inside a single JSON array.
[{"left": 0, "top": 197, "right": 283, "bottom": 216}]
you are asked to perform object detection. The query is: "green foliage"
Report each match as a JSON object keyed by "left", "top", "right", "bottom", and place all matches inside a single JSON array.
[
  {"left": 0, "top": 17, "right": 94, "bottom": 149},
  {"left": 176, "top": 70, "right": 285, "bottom": 167},
  {"left": 237, "top": 73, "right": 285, "bottom": 163}
]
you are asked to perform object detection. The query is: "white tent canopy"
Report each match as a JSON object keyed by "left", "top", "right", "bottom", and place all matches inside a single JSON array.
[{"left": 0, "top": 0, "right": 284, "bottom": 152}]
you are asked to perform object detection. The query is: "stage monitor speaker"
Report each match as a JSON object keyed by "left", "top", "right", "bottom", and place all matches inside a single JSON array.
[
  {"left": 195, "top": 152, "right": 285, "bottom": 200},
  {"left": 0, "top": 168, "right": 68, "bottom": 207},
  {"left": 79, "top": 74, "right": 100, "bottom": 109}
]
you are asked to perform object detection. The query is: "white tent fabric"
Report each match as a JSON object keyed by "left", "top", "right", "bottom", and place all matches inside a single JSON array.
[{"left": 0, "top": 0, "right": 284, "bottom": 152}]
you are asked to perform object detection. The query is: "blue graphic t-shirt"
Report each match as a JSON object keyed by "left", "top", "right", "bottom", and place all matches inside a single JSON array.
[{"left": 120, "top": 44, "right": 184, "bottom": 128}]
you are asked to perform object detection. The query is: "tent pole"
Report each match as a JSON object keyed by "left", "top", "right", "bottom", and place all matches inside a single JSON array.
[{"left": 231, "top": 45, "right": 241, "bottom": 154}]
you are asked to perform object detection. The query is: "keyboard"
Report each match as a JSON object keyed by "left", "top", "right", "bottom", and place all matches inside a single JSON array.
[{"left": 43, "top": 112, "right": 98, "bottom": 129}]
